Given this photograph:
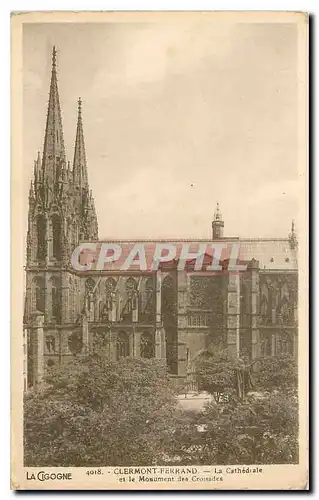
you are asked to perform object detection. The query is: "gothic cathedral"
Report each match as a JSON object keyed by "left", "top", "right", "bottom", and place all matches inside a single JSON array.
[{"left": 24, "top": 48, "right": 298, "bottom": 392}]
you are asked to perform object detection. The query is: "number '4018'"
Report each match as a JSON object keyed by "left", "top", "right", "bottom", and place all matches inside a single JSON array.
[{"left": 86, "top": 469, "right": 102, "bottom": 476}]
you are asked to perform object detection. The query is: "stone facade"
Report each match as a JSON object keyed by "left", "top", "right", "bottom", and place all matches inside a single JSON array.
[{"left": 24, "top": 48, "right": 298, "bottom": 391}]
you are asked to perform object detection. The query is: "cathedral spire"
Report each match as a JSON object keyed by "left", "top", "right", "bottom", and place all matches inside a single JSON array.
[
  {"left": 212, "top": 202, "right": 224, "bottom": 240},
  {"left": 42, "top": 46, "right": 66, "bottom": 182},
  {"left": 73, "top": 97, "right": 88, "bottom": 188},
  {"left": 72, "top": 98, "right": 98, "bottom": 240},
  {"left": 289, "top": 219, "right": 298, "bottom": 249},
  {"left": 214, "top": 202, "right": 222, "bottom": 221}
]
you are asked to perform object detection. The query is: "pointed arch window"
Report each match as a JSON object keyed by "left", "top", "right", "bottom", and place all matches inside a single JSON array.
[
  {"left": 240, "top": 283, "right": 248, "bottom": 327},
  {"left": 51, "top": 277, "right": 61, "bottom": 322},
  {"left": 280, "top": 295, "right": 290, "bottom": 324},
  {"left": 105, "top": 278, "right": 116, "bottom": 302},
  {"left": 142, "top": 277, "right": 155, "bottom": 318},
  {"left": 116, "top": 331, "right": 130, "bottom": 360},
  {"left": 36, "top": 215, "right": 46, "bottom": 260},
  {"left": 260, "top": 296, "right": 268, "bottom": 317},
  {"left": 124, "top": 278, "right": 138, "bottom": 315},
  {"left": 34, "top": 276, "right": 45, "bottom": 312},
  {"left": 99, "top": 300, "right": 104, "bottom": 318},
  {"left": 162, "top": 275, "right": 176, "bottom": 316},
  {"left": 51, "top": 214, "right": 62, "bottom": 260},
  {"left": 281, "top": 282, "right": 289, "bottom": 301},
  {"left": 140, "top": 332, "right": 155, "bottom": 359},
  {"left": 46, "top": 335, "right": 56, "bottom": 353}
]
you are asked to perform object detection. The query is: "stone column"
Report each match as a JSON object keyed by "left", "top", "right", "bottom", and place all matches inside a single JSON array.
[
  {"left": 177, "top": 271, "right": 188, "bottom": 377},
  {"left": 155, "top": 328, "right": 161, "bottom": 359},
  {"left": 45, "top": 213, "right": 50, "bottom": 266},
  {"left": 271, "top": 285, "right": 277, "bottom": 325},
  {"left": 250, "top": 259, "right": 260, "bottom": 359},
  {"left": 88, "top": 292, "right": 95, "bottom": 322},
  {"left": 132, "top": 291, "right": 138, "bottom": 323},
  {"left": 156, "top": 270, "right": 162, "bottom": 324},
  {"left": 134, "top": 331, "right": 141, "bottom": 358},
  {"left": 44, "top": 271, "right": 50, "bottom": 323},
  {"left": 81, "top": 313, "right": 89, "bottom": 352},
  {"left": 155, "top": 271, "right": 165, "bottom": 360},
  {"left": 271, "top": 308, "right": 277, "bottom": 325},
  {"left": 61, "top": 273, "right": 69, "bottom": 323},
  {"left": 29, "top": 312, "right": 45, "bottom": 386},
  {"left": 130, "top": 327, "right": 138, "bottom": 357},
  {"left": 111, "top": 292, "right": 117, "bottom": 323},
  {"left": 271, "top": 333, "right": 276, "bottom": 356},
  {"left": 227, "top": 272, "right": 240, "bottom": 358},
  {"left": 160, "top": 328, "right": 166, "bottom": 359},
  {"left": 25, "top": 273, "right": 33, "bottom": 321}
]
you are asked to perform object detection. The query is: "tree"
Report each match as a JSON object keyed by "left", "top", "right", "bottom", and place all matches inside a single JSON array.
[
  {"left": 200, "top": 391, "right": 298, "bottom": 464},
  {"left": 195, "top": 347, "right": 253, "bottom": 402},
  {"left": 24, "top": 354, "right": 178, "bottom": 467},
  {"left": 173, "top": 350, "right": 299, "bottom": 465},
  {"left": 255, "top": 353, "right": 298, "bottom": 394},
  {"left": 172, "top": 391, "right": 298, "bottom": 465}
]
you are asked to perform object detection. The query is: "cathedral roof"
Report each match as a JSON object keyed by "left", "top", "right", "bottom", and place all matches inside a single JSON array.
[
  {"left": 79, "top": 238, "right": 297, "bottom": 272},
  {"left": 234, "top": 239, "right": 297, "bottom": 271}
]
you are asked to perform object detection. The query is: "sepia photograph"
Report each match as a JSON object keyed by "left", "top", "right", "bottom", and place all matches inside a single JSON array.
[{"left": 11, "top": 11, "right": 308, "bottom": 490}]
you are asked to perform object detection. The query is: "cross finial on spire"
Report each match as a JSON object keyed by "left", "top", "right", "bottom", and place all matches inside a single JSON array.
[
  {"left": 52, "top": 46, "right": 57, "bottom": 70},
  {"left": 78, "top": 97, "right": 82, "bottom": 116},
  {"left": 212, "top": 202, "right": 224, "bottom": 239},
  {"left": 289, "top": 219, "right": 297, "bottom": 249},
  {"left": 214, "top": 202, "right": 222, "bottom": 221}
]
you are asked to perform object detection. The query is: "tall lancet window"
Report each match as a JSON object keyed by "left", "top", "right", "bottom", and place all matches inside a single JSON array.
[
  {"left": 51, "top": 214, "right": 62, "bottom": 260},
  {"left": 140, "top": 332, "right": 155, "bottom": 359},
  {"left": 116, "top": 331, "right": 130, "bottom": 360},
  {"left": 34, "top": 276, "right": 45, "bottom": 313},
  {"left": 36, "top": 215, "right": 46, "bottom": 261},
  {"left": 51, "top": 277, "right": 62, "bottom": 323}
]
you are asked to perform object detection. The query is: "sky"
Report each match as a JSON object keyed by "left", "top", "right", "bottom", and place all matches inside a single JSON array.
[{"left": 23, "top": 20, "right": 300, "bottom": 240}]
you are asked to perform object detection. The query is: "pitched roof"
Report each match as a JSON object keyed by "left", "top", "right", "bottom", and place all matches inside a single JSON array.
[
  {"left": 235, "top": 239, "right": 297, "bottom": 271},
  {"left": 76, "top": 238, "right": 297, "bottom": 272}
]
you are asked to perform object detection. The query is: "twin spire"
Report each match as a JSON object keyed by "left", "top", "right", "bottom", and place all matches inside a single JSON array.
[
  {"left": 42, "top": 46, "right": 65, "bottom": 169},
  {"left": 41, "top": 46, "right": 88, "bottom": 188},
  {"left": 73, "top": 97, "right": 88, "bottom": 188}
]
